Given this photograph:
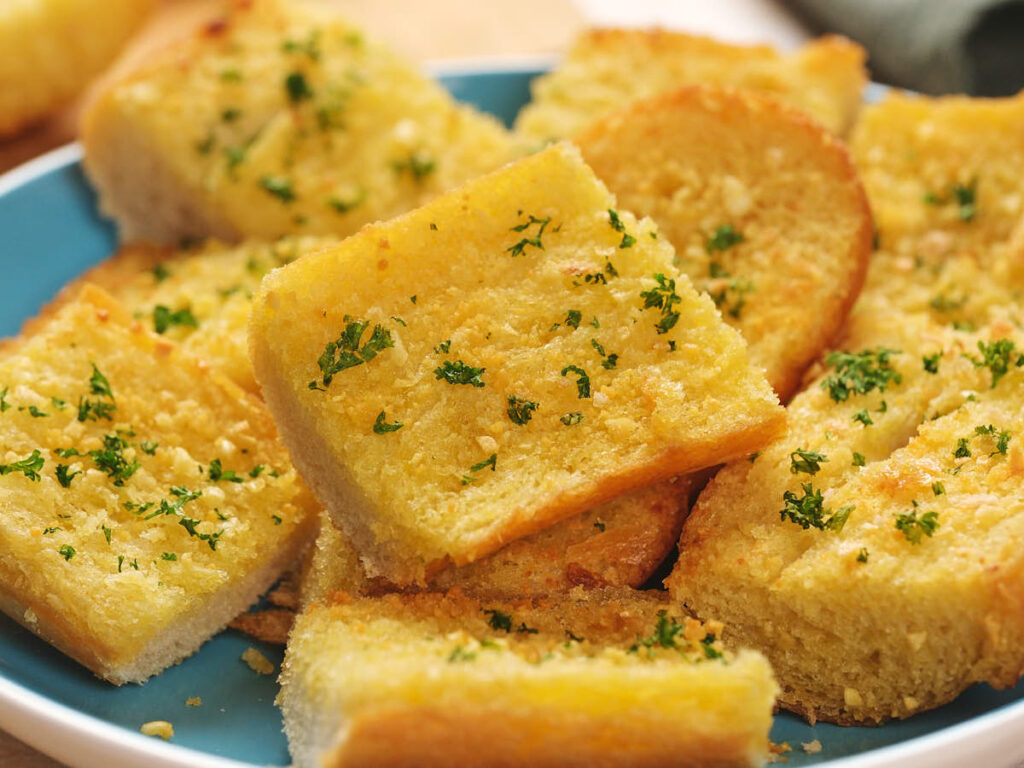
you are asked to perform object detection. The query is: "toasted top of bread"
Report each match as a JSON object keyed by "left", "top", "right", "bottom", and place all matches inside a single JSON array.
[
  {"left": 36, "top": 236, "right": 337, "bottom": 394},
  {"left": 514, "top": 29, "right": 866, "bottom": 142},
  {"left": 0, "top": 0, "right": 152, "bottom": 138},
  {"left": 304, "top": 477, "right": 690, "bottom": 605},
  {"left": 576, "top": 86, "right": 871, "bottom": 400},
  {"left": 279, "top": 588, "right": 777, "bottom": 768},
  {"left": 670, "top": 309, "right": 1024, "bottom": 723},
  {"left": 81, "top": 0, "right": 521, "bottom": 244},
  {"left": 250, "top": 143, "right": 783, "bottom": 585},
  {"left": 0, "top": 285, "right": 317, "bottom": 683}
]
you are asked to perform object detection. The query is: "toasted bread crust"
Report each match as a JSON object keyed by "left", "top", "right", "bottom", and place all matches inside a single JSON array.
[{"left": 577, "top": 85, "right": 872, "bottom": 401}]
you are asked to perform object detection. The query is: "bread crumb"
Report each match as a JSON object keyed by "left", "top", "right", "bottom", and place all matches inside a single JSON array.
[
  {"left": 185, "top": 697, "right": 202, "bottom": 707},
  {"left": 241, "top": 646, "right": 275, "bottom": 675},
  {"left": 843, "top": 686, "right": 863, "bottom": 706},
  {"left": 767, "top": 740, "right": 791, "bottom": 763},
  {"left": 140, "top": 721, "right": 174, "bottom": 739},
  {"left": 802, "top": 739, "right": 822, "bottom": 754}
]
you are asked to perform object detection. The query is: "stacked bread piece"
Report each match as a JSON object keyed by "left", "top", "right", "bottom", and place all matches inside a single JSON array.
[{"left": 672, "top": 91, "right": 1024, "bottom": 724}]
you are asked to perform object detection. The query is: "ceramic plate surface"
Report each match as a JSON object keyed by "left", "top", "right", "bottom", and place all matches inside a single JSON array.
[{"left": 2, "top": 61, "right": 1024, "bottom": 768}]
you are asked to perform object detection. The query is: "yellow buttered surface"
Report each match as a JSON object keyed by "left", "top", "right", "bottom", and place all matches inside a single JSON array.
[
  {"left": 251, "top": 143, "right": 783, "bottom": 585},
  {"left": 82, "top": 0, "right": 522, "bottom": 244},
  {"left": 0, "top": 286, "right": 317, "bottom": 683}
]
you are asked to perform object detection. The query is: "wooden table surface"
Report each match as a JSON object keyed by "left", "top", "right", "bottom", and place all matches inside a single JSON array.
[{"left": 0, "top": 1, "right": 810, "bottom": 765}]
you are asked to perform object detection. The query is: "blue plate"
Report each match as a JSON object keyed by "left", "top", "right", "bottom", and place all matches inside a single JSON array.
[{"left": 1, "top": 62, "right": 1023, "bottom": 768}]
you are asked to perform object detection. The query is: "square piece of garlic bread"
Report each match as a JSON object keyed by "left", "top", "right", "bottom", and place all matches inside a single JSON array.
[
  {"left": 0, "top": 285, "right": 317, "bottom": 683},
  {"left": 280, "top": 589, "right": 777, "bottom": 768},
  {"left": 250, "top": 143, "right": 783, "bottom": 585}
]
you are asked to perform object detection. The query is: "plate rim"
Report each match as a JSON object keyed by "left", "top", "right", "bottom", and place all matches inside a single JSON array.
[{"left": 1, "top": 61, "right": 1022, "bottom": 768}]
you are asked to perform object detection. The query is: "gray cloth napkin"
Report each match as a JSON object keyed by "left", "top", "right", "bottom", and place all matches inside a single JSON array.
[{"left": 785, "top": 0, "right": 1024, "bottom": 95}]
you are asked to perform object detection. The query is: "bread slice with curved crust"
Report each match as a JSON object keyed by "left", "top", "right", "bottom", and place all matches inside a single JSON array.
[
  {"left": 669, "top": 310, "right": 1024, "bottom": 724},
  {"left": 514, "top": 29, "right": 866, "bottom": 142},
  {"left": 0, "top": 285, "right": 317, "bottom": 683},
  {"left": 279, "top": 588, "right": 778, "bottom": 768},
  {"left": 576, "top": 86, "right": 872, "bottom": 400},
  {"left": 304, "top": 477, "right": 690, "bottom": 606},
  {"left": 250, "top": 142, "right": 784, "bottom": 586},
  {"left": 0, "top": 0, "right": 152, "bottom": 138},
  {"left": 81, "top": 0, "right": 520, "bottom": 244}
]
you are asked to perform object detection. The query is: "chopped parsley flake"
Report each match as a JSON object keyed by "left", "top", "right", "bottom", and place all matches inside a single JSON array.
[
  {"left": 434, "top": 339, "right": 451, "bottom": 354},
  {"left": 590, "top": 338, "right": 618, "bottom": 369},
  {"left": 895, "top": 508, "right": 939, "bottom": 543},
  {"left": 327, "top": 188, "right": 366, "bottom": 213},
  {"left": 27, "top": 405, "right": 48, "bottom": 418},
  {"left": 954, "top": 437, "right": 972, "bottom": 459},
  {"left": 50, "top": 397, "right": 66, "bottom": 410},
  {"left": 0, "top": 387, "right": 7, "bottom": 412},
  {"left": 161, "top": 552, "right": 178, "bottom": 562},
  {"left": 923, "top": 179, "right": 977, "bottom": 222},
  {"left": 560, "top": 365, "right": 591, "bottom": 399},
  {"left": 923, "top": 353, "right": 941, "bottom": 373},
  {"left": 607, "top": 209, "right": 635, "bottom": 248},
  {"left": 560, "top": 412, "right": 583, "bottom": 426},
  {"left": 705, "top": 224, "right": 744, "bottom": 253},
  {"left": 974, "top": 424, "right": 1011, "bottom": 455},
  {"left": 139, "top": 441, "right": 159, "bottom": 456},
  {"left": 0, "top": 450, "right": 44, "bottom": 482},
  {"left": 630, "top": 611, "right": 684, "bottom": 653},
  {"left": 507, "top": 214, "right": 551, "bottom": 257},
  {"left": 469, "top": 454, "right": 497, "bottom": 474},
  {"left": 153, "top": 305, "right": 198, "bottom": 335},
  {"left": 932, "top": 481, "right": 945, "bottom": 495},
  {"left": 790, "top": 448, "right": 828, "bottom": 475},
  {"left": 284, "top": 71, "right": 313, "bottom": 102},
  {"left": 822, "top": 347, "right": 902, "bottom": 402},
  {"left": 780, "top": 482, "right": 852, "bottom": 532},
  {"left": 853, "top": 409, "right": 874, "bottom": 427},
  {"left": 852, "top": 452, "right": 866, "bottom": 467},
  {"left": 640, "top": 273, "right": 682, "bottom": 334},
  {"left": 102, "top": 525, "right": 112, "bottom": 544},
  {"left": 506, "top": 395, "right": 539, "bottom": 425},
  {"left": 372, "top": 411, "right": 404, "bottom": 434},
  {"left": 448, "top": 646, "right": 475, "bottom": 663},
  {"left": 593, "top": 521, "right": 606, "bottom": 532},
  {"left": 59, "top": 544, "right": 76, "bottom": 561},
  {"left": 312, "top": 319, "right": 395, "bottom": 388},
  {"left": 151, "top": 263, "right": 172, "bottom": 283},
  {"left": 392, "top": 150, "right": 436, "bottom": 182},
  {"left": 856, "top": 547, "right": 869, "bottom": 563},
  {"left": 434, "top": 360, "right": 485, "bottom": 388},
  {"left": 969, "top": 339, "right": 1023, "bottom": 388},
  {"left": 483, "top": 609, "right": 512, "bottom": 632},
  {"left": 89, "top": 434, "right": 139, "bottom": 487},
  {"left": 709, "top": 277, "right": 754, "bottom": 319},
  {"left": 55, "top": 464, "right": 80, "bottom": 488},
  {"left": 208, "top": 458, "right": 243, "bottom": 483},
  {"left": 260, "top": 175, "right": 296, "bottom": 203}
]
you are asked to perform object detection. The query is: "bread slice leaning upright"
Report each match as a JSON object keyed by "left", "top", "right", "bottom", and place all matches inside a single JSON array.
[{"left": 250, "top": 142, "right": 784, "bottom": 586}]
